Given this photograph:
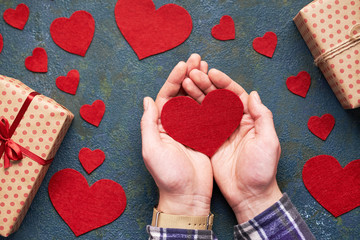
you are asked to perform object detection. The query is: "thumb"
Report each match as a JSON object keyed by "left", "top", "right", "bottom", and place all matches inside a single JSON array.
[
  {"left": 248, "top": 91, "right": 278, "bottom": 141},
  {"left": 141, "top": 97, "right": 161, "bottom": 159}
]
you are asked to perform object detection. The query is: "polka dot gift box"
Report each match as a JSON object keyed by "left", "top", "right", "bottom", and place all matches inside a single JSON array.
[
  {"left": 294, "top": 0, "right": 360, "bottom": 109},
  {"left": 0, "top": 75, "right": 73, "bottom": 237}
]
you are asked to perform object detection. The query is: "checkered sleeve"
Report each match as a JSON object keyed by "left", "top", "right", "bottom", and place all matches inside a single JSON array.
[
  {"left": 147, "top": 225, "right": 218, "bottom": 240},
  {"left": 234, "top": 193, "right": 315, "bottom": 240}
]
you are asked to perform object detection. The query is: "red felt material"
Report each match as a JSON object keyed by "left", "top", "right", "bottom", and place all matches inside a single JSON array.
[
  {"left": 79, "top": 148, "right": 105, "bottom": 174},
  {"left": 0, "top": 34, "right": 3, "bottom": 54},
  {"left": 50, "top": 10, "right": 95, "bottom": 57},
  {"left": 24, "top": 47, "right": 48, "bottom": 73},
  {"left": 161, "top": 89, "right": 243, "bottom": 157},
  {"left": 3, "top": 3, "right": 29, "bottom": 30},
  {"left": 48, "top": 168, "right": 126, "bottom": 236},
  {"left": 211, "top": 15, "right": 235, "bottom": 41},
  {"left": 56, "top": 69, "right": 80, "bottom": 95},
  {"left": 252, "top": 31, "right": 277, "bottom": 58},
  {"left": 303, "top": 155, "right": 360, "bottom": 217},
  {"left": 307, "top": 113, "right": 335, "bottom": 140},
  {"left": 80, "top": 100, "right": 105, "bottom": 127},
  {"left": 114, "top": 0, "right": 193, "bottom": 60},
  {"left": 286, "top": 71, "right": 311, "bottom": 98}
]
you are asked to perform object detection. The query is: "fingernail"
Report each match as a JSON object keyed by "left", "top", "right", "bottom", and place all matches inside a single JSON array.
[
  {"left": 143, "top": 97, "right": 149, "bottom": 111},
  {"left": 253, "top": 91, "right": 261, "bottom": 103}
]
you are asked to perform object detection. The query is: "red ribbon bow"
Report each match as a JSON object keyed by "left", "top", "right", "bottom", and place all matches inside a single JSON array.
[
  {"left": 0, "top": 117, "right": 23, "bottom": 168},
  {"left": 0, "top": 91, "right": 53, "bottom": 168}
]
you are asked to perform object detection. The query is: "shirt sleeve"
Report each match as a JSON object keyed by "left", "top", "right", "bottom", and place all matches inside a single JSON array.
[
  {"left": 147, "top": 225, "right": 218, "bottom": 240},
  {"left": 233, "top": 193, "right": 315, "bottom": 240}
]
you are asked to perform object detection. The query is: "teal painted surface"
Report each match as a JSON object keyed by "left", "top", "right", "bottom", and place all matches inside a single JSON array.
[{"left": 0, "top": 0, "right": 359, "bottom": 239}]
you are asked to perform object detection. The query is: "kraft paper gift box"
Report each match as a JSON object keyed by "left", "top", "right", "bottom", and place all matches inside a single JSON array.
[
  {"left": 0, "top": 75, "right": 74, "bottom": 237},
  {"left": 294, "top": 0, "right": 360, "bottom": 109}
]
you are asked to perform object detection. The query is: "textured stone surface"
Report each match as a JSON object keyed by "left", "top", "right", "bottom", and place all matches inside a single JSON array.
[{"left": 0, "top": 0, "right": 359, "bottom": 239}]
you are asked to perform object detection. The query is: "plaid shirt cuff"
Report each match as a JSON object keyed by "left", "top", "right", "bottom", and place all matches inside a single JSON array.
[
  {"left": 234, "top": 193, "right": 315, "bottom": 240},
  {"left": 147, "top": 225, "right": 217, "bottom": 240}
]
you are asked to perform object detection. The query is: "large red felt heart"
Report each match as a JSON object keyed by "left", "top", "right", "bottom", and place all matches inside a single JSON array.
[
  {"left": 303, "top": 155, "right": 360, "bottom": 217},
  {"left": 79, "top": 148, "right": 105, "bottom": 174},
  {"left": 114, "top": 0, "right": 193, "bottom": 60},
  {"left": 48, "top": 169, "right": 126, "bottom": 236},
  {"left": 307, "top": 113, "right": 335, "bottom": 140},
  {"left": 80, "top": 100, "right": 106, "bottom": 127},
  {"left": 211, "top": 15, "right": 235, "bottom": 41},
  {"left": 161, "top": 89, "right": 243, "bottom": 157},
  {"left": 252, "top": 31, "right": 277, "bottom": 58},
  {"left": 50, "top": 10, "right": 95, "bottom": 57},
  {"left": 56, "top": 69, "right": 80, "bottom": 95},
  {"left": 3, "top": 3, "right": 29, "bottom": 30},
  {"left": 24, "top": 47, "right": 48, "bottom": 73},
  {"left": 0, "top": 34, "right": 3, "bottom": 54},
  {"left": 286, "top": 71, "right": 311, "bottom": 98}
]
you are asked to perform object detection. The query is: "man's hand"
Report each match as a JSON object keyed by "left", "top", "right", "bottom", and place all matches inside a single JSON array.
[
  {"left": 141, "top": 54, "right": 213, "bottom": 216},
  {"left": 184, "top": 68, "right": 282, "bottom": 223}
]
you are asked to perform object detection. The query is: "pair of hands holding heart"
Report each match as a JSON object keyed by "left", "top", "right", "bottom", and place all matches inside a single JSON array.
[{"left": 141, "top": 54, "right": 282, "bottom": 223}]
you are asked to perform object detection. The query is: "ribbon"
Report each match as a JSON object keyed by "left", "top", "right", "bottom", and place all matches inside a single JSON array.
[
  {"left": 0, "top": 91, "right": 53, "bottom": 168},
  {"left": 314, "top": 24, "right": 360, "bottom": 66},
  {"left": 0, "top": 118, "right": 23, "bottom": 168}
]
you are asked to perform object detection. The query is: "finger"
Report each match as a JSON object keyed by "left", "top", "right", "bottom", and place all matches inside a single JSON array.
[
  {"left": 208, "top": 68, "right": 248, "bottom": 96},
  {"left": 141, "top": 97, "right": 162, "bottom": 162},
  {"left": 208, "top": 68, "right": 249, "bottom": 112},
  {"left": 189, "top": 69, "right": 217, "bottom": 94},
  {"left": 248, "top": 91, "right": 278, "bottom": 142},
  {"left": 200, "top": 61, "right": 208, "bottom": 74},
  {"left": 156, "top": 61, "right": 187, "bottom": 110},
  {"left": 186, "top": 53, "right": 201, "bottom": 75},
  {"left": 182, "top": 77, "right": 206, "bottom": 103}
]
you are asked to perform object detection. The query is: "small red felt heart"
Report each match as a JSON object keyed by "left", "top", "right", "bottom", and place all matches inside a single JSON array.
[
  {"left": 0, "top": 34, "right": 3, "bottom": 54},
  {"left": 25, "top": 47, "right": 48, "bottom": 73},
  {"left": 80, "top": 100, "right": 106, "bottom": 127},
  {"left": 3, "top": 3, "right": 29, "bottom": 30},
  {"left": 79, "top": 148, "right": 105, "bottom": 174},
  {"left": 211, "top": 15, "right": 235, "bottom": 41},
  {"left": 50, "top": 10, "right": 95, "bottom": 57},
  {"left": 56, "top": 69, "right": 80, "bottom": 95},
  {"left": 286, "top": 71, "right": 311, "bottom": 98},
  {"left": 308, "top": 114, "right": 335, "bottom": 140},
  {"left": 303, "top": 155, "right": 360, "bottom": 217},
  {"left": 48, "top": 169, "right": 126, "bottom": 236},
  {"left": 161, "top": 89, "right": 243, "bottom": 157},
  {"left": 252, "top": 31, "right": 277, "bottom": 58},
  {"left": 114, "top": 0, "right": 193, "bottom": 60}
]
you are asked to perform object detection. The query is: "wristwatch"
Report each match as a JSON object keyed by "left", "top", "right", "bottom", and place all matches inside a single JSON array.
[{"left": 151, "top": 208, "right": 214, "bottom": 230}]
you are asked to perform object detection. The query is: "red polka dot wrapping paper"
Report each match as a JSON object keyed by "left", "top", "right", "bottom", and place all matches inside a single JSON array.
[
  {"left": 0, "top": 75, "right": 74, "bottom": 237},
  {"left": 294, "top": 0, "right": 360, "bottom": 109}
]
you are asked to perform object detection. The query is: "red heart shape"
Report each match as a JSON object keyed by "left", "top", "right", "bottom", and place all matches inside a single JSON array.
[
  {"left": 114, "top": 0, "right": 193, "bottom": 60},
  {"left": 79, "top": 148, "right": 105, "bottom": 174},
  {"left": 286, "top": 71, "right": 311, "bottom": 98},
  {"left": 24, "top": 47, "right": 48, "bottom": 73},
  {"left": 80, "top": 100, "right": 106, "bottom": 127},
  {"left": 48, "top": 169, "right": 126, "bottom": 236},
  {"left": 252, "top": 31, "right": 277, "bottom": 58},
  {"left": 211, "top": 15, "right": 235, "bottom": 41},
  {"left": 50, "top": 10, "right": 95, "bottom": 57},
  {"left": 303, "top": 155, "right": 360, "bottom": 217},
  {"left": 308, "top": 113, "right": 335, "bottom": 140},
  {"left": 3, "top": 3, "right": 29, "bottom": 30},
  {"left": 0, "top": 34, "right": 3, "bottom": 54},
  {"left": 161, "top": 89, "right": 243, "bottom": 157},
  {"left": 56, "top": 69, "right": 80, "bottom": 95}
]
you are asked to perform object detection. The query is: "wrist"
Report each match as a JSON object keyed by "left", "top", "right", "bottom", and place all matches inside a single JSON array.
[
  {"left": 232, "top": 185, "right": 282, "bottom": 224},
  {"left": 158, "top": 193, "right": 211, "bottom": 216}
]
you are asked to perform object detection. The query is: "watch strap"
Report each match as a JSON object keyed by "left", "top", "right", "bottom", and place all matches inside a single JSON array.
[{"left": 151, "top": 208, "right": 214, "bottom": 230}]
